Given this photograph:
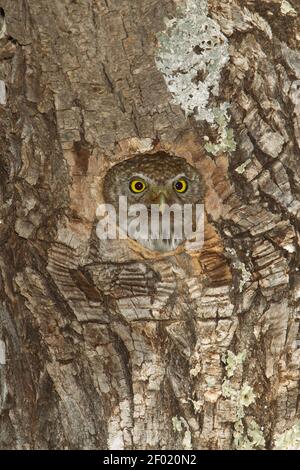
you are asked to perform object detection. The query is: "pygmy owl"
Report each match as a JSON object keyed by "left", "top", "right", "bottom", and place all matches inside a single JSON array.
[{"left": 102, "top": 152, "right": 204, "bottom": 253}]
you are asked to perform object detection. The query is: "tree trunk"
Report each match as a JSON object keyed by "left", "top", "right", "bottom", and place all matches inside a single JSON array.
[{"left": 0, "top": 0, "right": 300, "bottom": 450}]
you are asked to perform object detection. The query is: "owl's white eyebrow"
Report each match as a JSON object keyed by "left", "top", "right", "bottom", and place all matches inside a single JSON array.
[
  {"left": 129, "top": 174, "right": 190, "bottom": 184},
  {"left": 169, "top": 174, "right": 189, "bottom": 182},
  {"left": 130, "top": 173, "right": 153, "bottom": 183}
]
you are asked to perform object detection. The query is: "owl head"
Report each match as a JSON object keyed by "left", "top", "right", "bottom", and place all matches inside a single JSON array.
[{"left": 103, "top": 152, "right": 204, "bottom": 252}]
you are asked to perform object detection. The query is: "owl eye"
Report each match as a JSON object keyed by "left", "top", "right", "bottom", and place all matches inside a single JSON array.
[
  {"left": 174, "top": 178, "right": 188, "bottom": 193},
  {"left": 130, "top": 179, "right": 146, "bottom": 193}
]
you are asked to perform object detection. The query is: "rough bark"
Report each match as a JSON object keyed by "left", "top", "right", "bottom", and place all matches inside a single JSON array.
[{"left": 0, "top": 0, "right": 300, "bottom": 450}]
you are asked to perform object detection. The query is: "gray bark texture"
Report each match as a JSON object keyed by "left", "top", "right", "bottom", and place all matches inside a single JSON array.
[{"left": 0, "top": 0, "right": 300, "bottom": 450}]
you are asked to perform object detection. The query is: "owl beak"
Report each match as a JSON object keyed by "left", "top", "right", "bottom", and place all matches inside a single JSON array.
[{"left": 158, "top": 192, "right": 167, "bottom": 215}]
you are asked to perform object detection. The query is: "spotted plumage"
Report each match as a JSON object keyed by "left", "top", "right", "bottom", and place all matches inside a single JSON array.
[{"left": 103, "top": 152, "right": 204, "bottom": 252}]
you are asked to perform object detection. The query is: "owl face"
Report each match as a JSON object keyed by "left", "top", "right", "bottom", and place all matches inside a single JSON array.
[{"left": 103, "top": 152, "right": 204, "bottom": 252}]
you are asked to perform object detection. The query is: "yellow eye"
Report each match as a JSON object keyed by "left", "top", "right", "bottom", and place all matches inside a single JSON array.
[
  {"left": 174, "top": 178, "right": 188, "bottom": 193},
  {"left": 130, "top": 179, "right": 146, "bottom": 193}
]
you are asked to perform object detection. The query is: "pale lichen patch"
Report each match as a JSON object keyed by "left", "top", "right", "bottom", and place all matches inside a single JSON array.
[
  {"left": 222, "top": 350, "right": 246, "bottom": 378},
  {"left": 0, "top": 339, "right": 6, "bottom": 365},
  {"left": 172, "top": 416, "right": 192, "bottom": 450},
  {"left": 204, "top": 104, "right": 237, "bottom": 155},
  {"left": 221, "top": 350, "right": 263, "bottom": 449},
  {"left": 280, "top": 0, "right": 297, "bottom": 17},
  {"left": 225, "top": 247, "right": 251, "bottom": 292},
  {"left": 234, "top": 419, "right": 265, "bottom": 450},
  {"left": 156, "top": 0, "right": 235, "bottom": 155},
  {"left": 155, "top": 0, "right": 229, "bottom": 123},
  {"left": 107, "top": 416, "right": 125, "bottom": 450},
  {"left": 281, "top": 44, "right": 300, "bottom": 79},
  {"left": 0, "top": 10, "right": 6, "bottom": 40},
  {"left": 239, "top": 383, "right": 256, "bottom": 408},
  {"left": 0, "top": 80, "right": 6, "bottom": 106},
  {"left": 155, "top": 0, "right": 235, "bottom": 155},
  {"left": 275, "top": 421, "right": 300, "bottom": 449},
  {"left": 235, "top": 158, "right": 252, "bottom": 175}
]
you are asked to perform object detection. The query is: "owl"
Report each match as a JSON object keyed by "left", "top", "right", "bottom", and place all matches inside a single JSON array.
[{"left": 102, "top": 151, "right": 204, "bottom": 253}]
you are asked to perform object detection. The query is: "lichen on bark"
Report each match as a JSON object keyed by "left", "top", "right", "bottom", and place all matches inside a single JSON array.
[
  {"left": 0, "top": 0, "right": 300, "bottom": 451},
  {"left": 155, "top": 0, "right": 236, "bottom": 154}
]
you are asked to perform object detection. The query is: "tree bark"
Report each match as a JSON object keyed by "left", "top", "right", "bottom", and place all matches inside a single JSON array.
[{"left": 0, "top": 0, "right": 300, "bottom": 450}]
